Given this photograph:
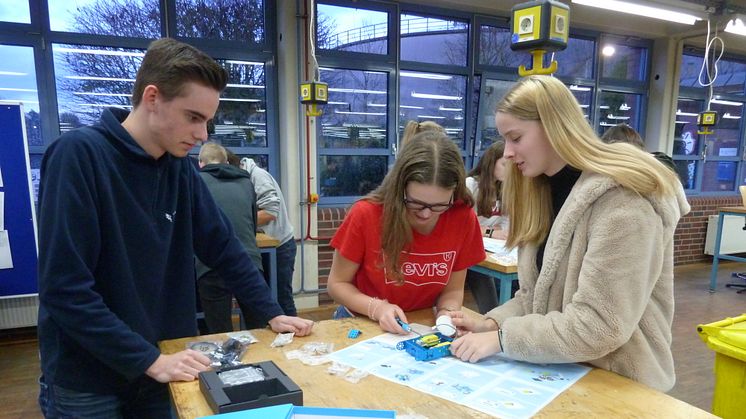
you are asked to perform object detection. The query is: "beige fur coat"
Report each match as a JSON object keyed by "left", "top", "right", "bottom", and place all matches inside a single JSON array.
[{"left": 485, "top": 171, "right": 690, "bottom": 392}]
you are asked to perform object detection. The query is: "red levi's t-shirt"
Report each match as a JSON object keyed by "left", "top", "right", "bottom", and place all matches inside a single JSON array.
[{"left": 330, "top": 200, "right": 486, "bottom": 311}]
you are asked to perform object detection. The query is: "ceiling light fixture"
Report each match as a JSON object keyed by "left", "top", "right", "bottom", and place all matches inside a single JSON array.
[{"left": 571, "top": 0, "right": 702, "bottom": 25}]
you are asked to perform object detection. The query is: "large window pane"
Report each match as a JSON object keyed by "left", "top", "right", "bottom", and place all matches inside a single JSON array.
[
  {"left": 399, "top": 71, "right": 466, "bottom": 148},
  {"left": 318, "top": 68, "right": 387, "bottom": 148},
  {"left": 552, "top": 36, "right": 594, "bottom": 79},
  {"left": 601, "top": 43, "right": 646, "bottom": 81},
  {"left": 713, "top": 59, "right": 746, "bottom": 97},
  {"left": 0, "top": 45, "right": 42, "bottom": 146},
  {"left": 400, "top": 13, "right": 468, "bottom": 66},
  {"left": 674, "top": 159, "right": 697, "bottom": 190},
  {"left": 316, "top": 3, "right": 387, "bottom": 54},
  {"left": 598, "top": 91, "right": 643, "bottom": 136},
  {"left": 478, "top": 25, "right": 525, "bottom": 68},
  {"left": 680, "top": 54, "right": 702, "bottom": 88},
  {"left": 704, "top": 100, "right": 742, "bottom": 158},
  {"left": 176, "top": 0, "right": 264, "bottom": 43},
  {"left": 319, "top": 155, "right": 387, "bottom": 197},
  {"left": 48, "top": 0, "right": 160, "bottom": 37},
  {"left": 211, "top": 60, "right": 267, "bottom": 147},
  {"left": 53, "top": 44, "right": 143, "bottom": 128},
  {"left": 569, "top": 84, "right": 593, "bottom": 122},
  {"left": 0, "top": 1, "right": 30, "bottom": 24},
  {"left": 673, "top": 99, "right": 702, "bottom": 156},
  {"left": 702, "top": 161, "right": 737, "bottom": 192},
  {"left": 476, "top": 78, "right": 515, "bottom": 152}
]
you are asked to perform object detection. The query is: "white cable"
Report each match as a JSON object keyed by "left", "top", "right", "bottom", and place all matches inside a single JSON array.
[
  {"left": 697, "top": 19, "right": 725, "bottom": 89},
  {"left": 308, "top": 0, "right": 320, "bottom": 82}
]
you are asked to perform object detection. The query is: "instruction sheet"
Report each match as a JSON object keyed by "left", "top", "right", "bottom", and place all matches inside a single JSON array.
[{"left": 329, "top": 332, "right": 590, "bottom": 419}]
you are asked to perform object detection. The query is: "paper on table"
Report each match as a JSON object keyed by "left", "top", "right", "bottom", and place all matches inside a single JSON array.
[
  {"left": 0, "top": 230, "right": 13, "bottom": 269},
  {"left": 482, "top": 237, "right": 518, "bottom": 265}
]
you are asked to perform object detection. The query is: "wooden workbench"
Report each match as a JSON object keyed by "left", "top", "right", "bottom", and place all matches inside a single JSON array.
[{"left": 160, "top": 308, "right": 715, "bottom": 418}]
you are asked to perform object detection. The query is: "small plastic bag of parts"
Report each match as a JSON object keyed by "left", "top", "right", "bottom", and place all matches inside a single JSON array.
[
  {"left": 326, "top": 362, "right": 368, "bottom": 383},
  {"left": 285, "top": 342, "right": 335, "bottom": 365},
  {"left": 187, "top": 338, "right": 250, "bottom": 368},
  {"left": 218, "top": 365, "right": 266, "bottom": 387},
  {"left": 270, "top": 332, "right": 295, "bottom": 348}
]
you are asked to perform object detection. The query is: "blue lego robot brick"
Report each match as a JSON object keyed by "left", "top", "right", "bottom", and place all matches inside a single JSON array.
[
  {"left": 396, "top": 332, "right": 453, "bottom": 361},
  {"left": 347, "top": 329, "right": 361, "bottom": 339}
]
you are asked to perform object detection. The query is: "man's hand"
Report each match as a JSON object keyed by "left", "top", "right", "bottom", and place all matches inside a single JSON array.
[
  {"left": 268, "top": 315, "right": 314, "bottom": 336},
  {"left": 450, "top": 331, "right": 502, "bottom": 363},
  {"left": 145, "top": 350, "right": 211, "bottom": 383}
]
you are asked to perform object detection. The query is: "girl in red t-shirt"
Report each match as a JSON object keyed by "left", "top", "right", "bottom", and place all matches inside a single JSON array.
[{"left": 328, "top": 131, "right": 485, "bottom": 334}]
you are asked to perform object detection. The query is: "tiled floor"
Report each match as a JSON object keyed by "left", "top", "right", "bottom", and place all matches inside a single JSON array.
[{"left": 1, "top": 261, "right": 744, "bottom": 417}]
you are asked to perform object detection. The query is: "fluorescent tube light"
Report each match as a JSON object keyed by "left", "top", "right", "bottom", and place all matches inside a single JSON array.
[
  {"left": 334, "top": 110, "right": 385, "bottom": 116},
  {"left": 571, "top": 0, "right": 701, "bottom": 25},
  {"left": 225, "top": 60, "right": 263, "bottom": 66},
  {"left": 400, "top": 71, "right": 453, "bottom": 80},
  {"left": 56, "top": 47, "right": 144, "bottom": 57},
  {"left": 569, "top": 84, "right": 591, "bottom": 91},
  {"left": 725, "top": 18, "right": 746, "bottom": 36},
  {"left": 676, "top": 110, "right": 699, "bottom": 117},
  {"left": 417, "top": 115, "right": 446, "bottom": 119},
  {"left": 0, "top": 71, "right": 27, "bottom": 76},
  {"left": 710, "top": 99, "right": 743, "bottom": 106},
  {"left": 66, "top": 76, "right": 135, "bottom": 82},
  {"left": 400, "top": 105, "right": 424, "bottom": 109},
  {"left": 226, "top": 84, "right": 265, "bottom": 89},
  {"left": 411, "top": 91, "right": 462, "bottom": 100},
  {"left": 367, "top": 103, "right": 386, "bottom": 107},
  {"left": 329, "top": 88, "right": 387, "bottom": 95},
  {"left": 0, "top": 87, "right": 37, "bottom": 92},
  {"left": 219, "top": 98, "right": 262, "bottom": 102},
  {"left": 438, "top": 106, "right": 462, "bottom": 112},
  {"left": 723, "top": 113, "right": 741, "bottom": 119}
]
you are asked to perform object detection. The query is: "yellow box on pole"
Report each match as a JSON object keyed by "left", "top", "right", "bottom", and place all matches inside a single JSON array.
[{"left": 697, "top": 314, "right": 746, "bottom": 418}]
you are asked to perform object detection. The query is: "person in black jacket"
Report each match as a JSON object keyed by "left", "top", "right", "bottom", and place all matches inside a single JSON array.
[
  {"left": 37, "top": 38, "right": 313, "bottom": 418},
  {"left": 196, "top": 143, "right": 264, "bottom": 333}
]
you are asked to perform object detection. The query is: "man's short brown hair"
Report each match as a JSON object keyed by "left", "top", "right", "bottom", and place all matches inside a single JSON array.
[{"left": 131, "top": 38, "right": 228, "bottom": 107}]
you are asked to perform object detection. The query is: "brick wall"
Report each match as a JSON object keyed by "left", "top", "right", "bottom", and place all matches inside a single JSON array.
[
  {"left": 673, "top": 195, "right": 743, "bottom": 265},
  {"left": 316, "top": 195, "right": 743, "bottom": 291}
]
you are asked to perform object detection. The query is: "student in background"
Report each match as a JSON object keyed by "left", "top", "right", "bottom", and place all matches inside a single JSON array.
[
  {"left": 464, "top": 141, "right": 509, "bottom": 314},
  {"left": 449, "top": 75, "right": 689, "bottom": 392},
  {"left": 196, "top": 143, "right": 263, "bottom": 333},
  {"left": 240, "top": 157, "right": 299, "bottom": 325},
  {"left": 327, "top": 131, "right": 485, "bottom": 333},
  {"left": 37, "top": 38, "right": 313, "bottom": 418},
  {"left": 601, "top": 123, "right": 676, "bottom": 171},
  {"left": 400, "top": 120, "right": 446, "bottom": 148}
]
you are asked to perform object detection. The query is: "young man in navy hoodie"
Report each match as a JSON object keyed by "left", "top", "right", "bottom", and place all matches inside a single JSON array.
[{"left": 37, "top": 38, "right": 314, "bottom": 418}]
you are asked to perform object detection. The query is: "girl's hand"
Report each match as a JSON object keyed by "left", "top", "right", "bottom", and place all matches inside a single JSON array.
[
  {"left": 374, "top": 301, "right": 408, "bottom": 334},
  {"left": 450, "top": 331, "right": 502, "bottom": 363},
  {"left": 450, "top": 311, "right": 498, "bottom": 335}
]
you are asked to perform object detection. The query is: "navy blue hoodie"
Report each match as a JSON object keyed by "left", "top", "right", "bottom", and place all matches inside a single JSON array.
[{"left": 37, "top": 108, "right": 283, "bottom": 394}]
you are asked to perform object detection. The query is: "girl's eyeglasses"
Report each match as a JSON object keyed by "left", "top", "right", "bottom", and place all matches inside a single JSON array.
[{"left": 402, "top": 194, "right": 453, "bottom": 213}]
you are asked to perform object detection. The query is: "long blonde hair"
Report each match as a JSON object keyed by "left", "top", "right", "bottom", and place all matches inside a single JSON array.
[
  {"left": 364, "top": 131, "right": 473, "bottom": 283},
  {"left": 400, "top": 120, "right": 446, "bottom": 148},
  {"left": 498, "top": 76, "right": 680, "bottom": 248}
]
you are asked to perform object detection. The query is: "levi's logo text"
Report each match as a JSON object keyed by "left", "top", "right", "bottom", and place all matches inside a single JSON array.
[{"left": 385, "top": 251, "right": 456, "bottom": 286}]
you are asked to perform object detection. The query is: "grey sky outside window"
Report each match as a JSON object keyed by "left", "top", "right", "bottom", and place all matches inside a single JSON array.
[
  {"left": 0, "top": 45, "right": 42, "bottom": 146},
  {"left": 319, "top": 155, "right": 387, "bottom": 197},
  {"left": 479, "top": 25, "right": 526, "bottom": 68},
  {"left": 317, "top": 3, "right": 388, "bottom": 54},
  {"left": 0, "top": 1, "right": 30, "bottom": 24},
  {"left": 551, "top": 36, "right": 595, "bottom": 79},
  {"left": 48, "top": 0, "right": 160, "bottom": 37},
  {"left": 400, "top": 13, "right": 468, "bottom": 66},
  {"left": 176, "top": 0, "right": 264, "bottom": 43},
  {"left": 601, "top": 43, "right": 646, "bottom": 81}
]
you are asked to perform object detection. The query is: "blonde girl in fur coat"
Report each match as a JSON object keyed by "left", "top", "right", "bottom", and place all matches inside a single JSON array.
[{"left": 449, "top": 75, "right": 689, "bottom": 392}]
